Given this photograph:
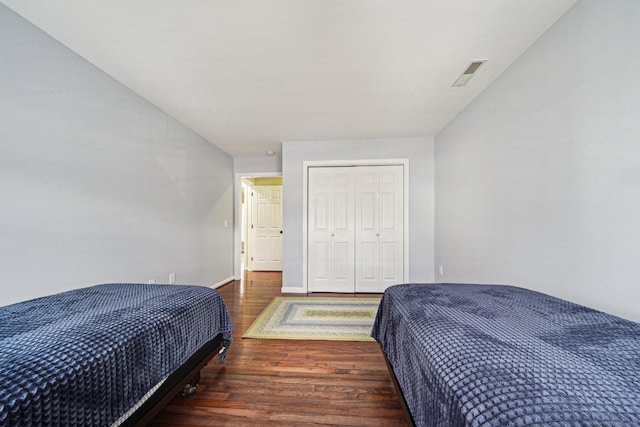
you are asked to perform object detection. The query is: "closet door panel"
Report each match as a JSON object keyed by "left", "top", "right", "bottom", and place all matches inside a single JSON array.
[
  {"left": 333, "top": 241, "right": 351, "bottom": 280},
  {"left": 354, "top": 167, "right": 378, "bottom": 291},
  {"left": 333, "top": 192, "right": 349, "bottom": 231},
  {"left": 308, "top": 167, "right": 355, "bottom": 292},
  {"left": 308, "top": 169, "right": 333, "bottom": 290},
  {"left": 381, "top": 192, "right": 396, "bottom": 229},
  {"left": 313, "top": 242, "right": 330, "bottom": 279},
  {"left": 355, "top": 165, "right": 404, "bottom": 293},
  {"left": 360, "top": 242, "right": 377, "bottom": 280},
  {"left": 360, "top": 192, "right": 377, "bottom": 230},
  {"left": 381, "top": 242, "right": 401, "bottom": 280},
  {"left": 314, "top": 194, "right": 329, "bottom": 230},
  {"left": 379, "top": 165, "right": 404, "bottom": 287}
]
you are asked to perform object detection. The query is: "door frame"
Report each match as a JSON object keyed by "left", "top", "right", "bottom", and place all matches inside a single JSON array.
[
  {"left": 234, "top": 172, "right": 282, "bottom": 280},
  {"left": 302, "top": 159, "right": 409, "bottom": 293}
]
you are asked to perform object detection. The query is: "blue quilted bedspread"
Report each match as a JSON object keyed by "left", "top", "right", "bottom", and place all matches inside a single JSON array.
[
  {"left": 0, "top": 284, "right": 233, "bottom": 426},
  {"left": 372, "top": 283, "right": 640, "bottom": 426}
]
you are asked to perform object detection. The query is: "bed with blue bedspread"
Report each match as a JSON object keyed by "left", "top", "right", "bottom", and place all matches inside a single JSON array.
[
  {"left": 0, "top": 283, "right": 233, "bottom": 427},
  {"left": 372, "top": 283, "right": 640, "bottom": 426}
]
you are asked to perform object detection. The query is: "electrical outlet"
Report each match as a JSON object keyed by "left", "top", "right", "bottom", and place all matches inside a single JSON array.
[
  {"left": 169, "top": 273, "right": 176, "bottom": 284},
  {"left": 439, "top": 265, "right": 444, "bottom": 276},
  {"left": 148, "top": 279, "right": 156, "bottom": 284}
]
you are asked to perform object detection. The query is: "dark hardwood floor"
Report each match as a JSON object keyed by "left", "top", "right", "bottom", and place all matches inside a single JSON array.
[{"left": 147, "top": 271, "right": 410, "bottom": 426}]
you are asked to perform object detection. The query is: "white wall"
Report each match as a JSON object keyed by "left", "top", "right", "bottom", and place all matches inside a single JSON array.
[
  {"left": 0, "top": 5, "right": 234, "bottom": 305},
  {"left": 234, "top": 156, "right": 282, "bottom": 175},
  {"left": 435, "top": 0, "right": 640, "bottom": 322},
  {"left": 282, "top": 137, "right": 435, "bottom": 292}
]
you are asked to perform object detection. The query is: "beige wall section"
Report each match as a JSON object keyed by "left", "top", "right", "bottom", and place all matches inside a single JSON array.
[{"left": 245, "top": 177, "right": 283, "bottom": 186}]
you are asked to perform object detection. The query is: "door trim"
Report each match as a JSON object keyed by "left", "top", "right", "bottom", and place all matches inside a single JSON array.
[
  {"left": 302, "top": 159, "right": 409, "bottom": 293},
  {"left": 234, "top": 172, "right": 282, "bottom": 280}
]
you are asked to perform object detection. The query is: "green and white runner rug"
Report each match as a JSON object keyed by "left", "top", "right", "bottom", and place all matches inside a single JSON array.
[{"left": 243, "top": 296, "right": 382, "bottom": 341}]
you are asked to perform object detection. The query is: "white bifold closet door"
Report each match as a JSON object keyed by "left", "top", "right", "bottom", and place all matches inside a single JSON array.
[
  {"left": 354, "top": 165, "right": 404, "bottom": 292},
  {"left": 307, "top": 165, "right": 404, "bottom": 293},
  {"left": 307, "top": 167, "right": 356, "bottom": 292}
]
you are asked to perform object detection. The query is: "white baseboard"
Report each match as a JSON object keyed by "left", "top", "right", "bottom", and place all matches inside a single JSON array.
[
  {"left": 280, "top": 287, "right": 307, "bottom": 294},
  {"left": 210, "top": 276, "right": 235, "bottom": 289}
]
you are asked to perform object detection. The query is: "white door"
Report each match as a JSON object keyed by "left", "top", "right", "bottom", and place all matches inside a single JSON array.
[
  {"left": 250, "top": 186, "right": 283, "bottom": 271},
  {"left": 355, "top": 165, "right": 404, "bottom": 292},
  {"left": 307, "top": 167, "right": 355, "bottom": 292},
  {"left": 307, "top": 165, "right": 404, "bottom": 293}
]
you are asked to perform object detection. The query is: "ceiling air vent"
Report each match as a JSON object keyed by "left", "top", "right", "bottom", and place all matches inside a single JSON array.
[{"left": 452, "top": 60, "right": 487, "bottom": 87}]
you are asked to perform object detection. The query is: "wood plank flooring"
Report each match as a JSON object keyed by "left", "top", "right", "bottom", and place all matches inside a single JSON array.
[{"left": 147, "top": 272, "right": 410, "bottom": 426}]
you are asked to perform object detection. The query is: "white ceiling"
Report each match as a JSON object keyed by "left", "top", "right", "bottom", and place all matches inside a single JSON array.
[{"left": 3, "top": 0, "right": 577, "bottom": 158}]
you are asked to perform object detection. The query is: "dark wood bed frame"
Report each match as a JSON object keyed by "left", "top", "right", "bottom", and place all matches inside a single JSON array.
[
  {"left": 121, "top": 333, "right": 225, "bottom": 426},
  {"left": 379, "top": 344, "right": 416, "bottom": 427}
]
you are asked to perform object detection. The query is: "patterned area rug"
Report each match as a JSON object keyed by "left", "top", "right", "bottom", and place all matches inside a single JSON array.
[{"left": 243, "top": 296, "right": 382, "bottom": 341}]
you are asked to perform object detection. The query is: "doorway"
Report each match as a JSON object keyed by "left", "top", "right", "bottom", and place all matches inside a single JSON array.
[{"left": 238, "top": 175, "right": 283, "bottom": 275}]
